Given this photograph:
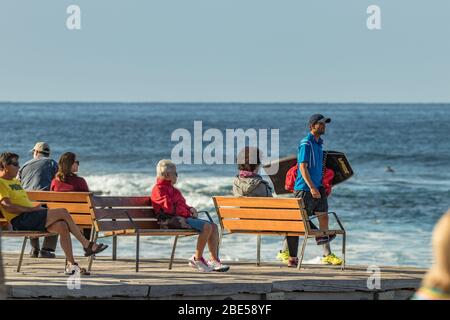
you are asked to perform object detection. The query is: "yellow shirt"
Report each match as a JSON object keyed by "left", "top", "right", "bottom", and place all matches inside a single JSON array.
[{"left": 0, "top": 178, "right": 33, "bottom": 222}]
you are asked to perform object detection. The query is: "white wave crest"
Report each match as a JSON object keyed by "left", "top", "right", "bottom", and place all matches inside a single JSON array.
[{"left": 84, "top": 173, "right": 234, "bottom": 211}]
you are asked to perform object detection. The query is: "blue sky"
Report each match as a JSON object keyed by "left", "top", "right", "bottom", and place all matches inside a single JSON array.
[{"left": 0, "top": 0, "right": 449, "bottom": 102}]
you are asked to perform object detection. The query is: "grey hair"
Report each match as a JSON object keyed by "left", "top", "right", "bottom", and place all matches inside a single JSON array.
[{"left": 156, "top": 159, "right": 177, "bottom": 177}]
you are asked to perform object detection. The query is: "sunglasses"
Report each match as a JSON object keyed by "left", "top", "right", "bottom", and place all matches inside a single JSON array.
[
  {"left": 8, "top": 161, "right": 19, "bottom": 167},
  {"left": 74, "top": 160, "right": 80, "bottom": 165}
]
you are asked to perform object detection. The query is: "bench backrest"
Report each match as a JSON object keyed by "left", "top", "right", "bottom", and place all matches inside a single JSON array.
[
  {"left": 213, "top": 196, "right": 309, "bottom": 235},
  {"left": 0, "top": 191, "right": 93, "bottom": 231},
  {"left": 28, "top": 191, "right": 93, "bottom": 229},
  {"left": 90, "top": 196, "right": 157, "bottom": 232}
]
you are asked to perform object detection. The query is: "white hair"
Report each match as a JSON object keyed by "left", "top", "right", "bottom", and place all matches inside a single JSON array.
[{"left": 156, "top": 159, "right": 177, "bottom": 177}]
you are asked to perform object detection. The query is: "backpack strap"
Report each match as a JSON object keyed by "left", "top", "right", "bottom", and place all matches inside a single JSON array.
[
  {"left": 299, "top": 139, "right": 316, "bottom": 168},
  {"left": 322, "top": 151, "right": 328, "bottom": 177}
]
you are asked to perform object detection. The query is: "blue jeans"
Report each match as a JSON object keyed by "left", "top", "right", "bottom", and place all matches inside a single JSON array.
[{"left": 186, "top": 217, "right": 212, "bottom": 232}]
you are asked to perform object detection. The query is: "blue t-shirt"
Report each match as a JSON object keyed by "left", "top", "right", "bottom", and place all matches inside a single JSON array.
[
  {"left": 294, "top": 133, "right": 324, "bottom": 191},
  {"left": 18, "top": 157, "right": 58, "bottom": 191}
]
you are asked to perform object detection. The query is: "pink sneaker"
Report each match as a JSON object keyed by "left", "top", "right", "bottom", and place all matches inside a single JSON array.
[
  {"left": 208, "top": 259, "right": 230, "bottom": 272},
  {"left": 188, "top": 255, "right": 213, "bottom": 272}
]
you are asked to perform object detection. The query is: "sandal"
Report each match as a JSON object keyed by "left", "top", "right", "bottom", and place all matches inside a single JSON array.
[
  {"left": 65, "top": 262, "right": 90, "bottom": 276},
  {"left": 84, "top": 242, "right": 109, "bottom": 257}
]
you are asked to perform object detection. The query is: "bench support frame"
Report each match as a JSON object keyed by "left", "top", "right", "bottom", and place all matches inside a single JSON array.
[
  {"left": 17, "top": 236, "right": 28, "bottom": 273},
  {"left": 214, "top": 196, "right": 346, "bottom": 272}
]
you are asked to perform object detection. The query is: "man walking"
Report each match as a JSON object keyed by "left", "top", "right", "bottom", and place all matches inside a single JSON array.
[
  {"left": 18, "top": 142, "right": 58, "bottom": 258},
  {"left": 294, "top": 114, "right": 343, "bottom": 265}
]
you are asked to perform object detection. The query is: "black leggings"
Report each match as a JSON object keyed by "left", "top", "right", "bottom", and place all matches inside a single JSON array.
[{"left": 286, "top": 236, "right": 299, "bottom": 257}]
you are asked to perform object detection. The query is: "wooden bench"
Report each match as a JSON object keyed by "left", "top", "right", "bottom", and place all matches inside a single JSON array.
[
  {"left": 213, "top": 196, "right": 346, "bottom": 270},
  {"left": 87, "top": 196, "right": 213, "bottom": 272},
  {"left": 0, "top": 191, "right": 93, "bottom": 272}
]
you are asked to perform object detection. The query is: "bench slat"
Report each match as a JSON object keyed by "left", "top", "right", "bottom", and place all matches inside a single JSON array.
[
  {"left": 218, "top": 208, "right": 305, "bottom": 220},
  {"left": 31, "top": 202, "right": 91, "bottom": 214},
  {"left": 27, "top": 191, "right": 91, "bottom": 203},
  {"left": 0, "top": 231, "right": 55, "bottom": 237},
  {"left": 96, "top": 220, "right": 159, "bottom": 232},
  {"left": 223, "top": 219, "right": 305, "bottom": 233},
  {"left": 222, "top": 230, "right": 307, "bottom": 236},
  {"left": 70, "top": 214, "right": 93, "bottom": 226},
  {"left": 93, "top": 208, "right": 156, "bottom": 220},
  {"left": 103, "top": 229, "right": 198, "bottom": 237},
  {"left": 214, "top": 196, "right": 304, "bottom": 209},
  {"left": 91, "top": 196, "right": 151, "bottom": 208}
]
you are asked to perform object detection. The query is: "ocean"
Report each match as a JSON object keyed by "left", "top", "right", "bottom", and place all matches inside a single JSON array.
[{"left": 1, "top": 103, "right": 449, "bottom": 268}]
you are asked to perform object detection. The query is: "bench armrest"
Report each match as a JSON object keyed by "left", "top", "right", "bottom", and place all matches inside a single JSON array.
[
  {"left": 196, "top": 210, "right": 214, "bottom": 224},
  {"left": 307, "top": 211, "right": 345, "bottom": 231}
]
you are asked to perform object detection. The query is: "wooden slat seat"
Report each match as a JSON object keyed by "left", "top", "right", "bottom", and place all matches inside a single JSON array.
[
  {"left": 103, "top": 229, "right": 200, "bottom": 237},
  {"left": 88, "top": 195, "right": 204, "bottom": 272},
  {"left": 0, "top": 231, "right": 55, "bottom": 237},
  {"left": 1, "top": 191, "right": 93, "bottom": 272},
  {"left": 213, "top": 196, "right": 346, "bottom": 270}
]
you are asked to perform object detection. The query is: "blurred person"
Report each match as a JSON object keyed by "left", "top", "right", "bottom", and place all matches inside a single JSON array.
[{"left": 413, "top": 209, "right": 450, "bottom": 300}]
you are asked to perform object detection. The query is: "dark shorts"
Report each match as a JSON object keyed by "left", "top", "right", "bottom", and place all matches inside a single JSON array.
[
  {"left": 10, "top": 209, "right": 48, "bottom": 232},
  {"left": 294, "top": 187, "right": 328, "bottom": 230}
]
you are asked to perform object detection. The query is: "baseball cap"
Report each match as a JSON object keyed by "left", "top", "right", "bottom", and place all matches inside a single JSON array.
[
  {"left": 308, "top": 114, "right": 331, "bottom": 126},
  {"left": 30, "top": 142, "right": 50, "bottom": 154}
]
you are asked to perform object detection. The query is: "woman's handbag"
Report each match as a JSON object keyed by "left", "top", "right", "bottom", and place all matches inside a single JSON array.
[{"left": 157, "top": 212, "right": 191, "bottom": 229}]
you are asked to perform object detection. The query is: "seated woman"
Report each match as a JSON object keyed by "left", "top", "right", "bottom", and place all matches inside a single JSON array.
[
  {"left": 151, "top": 159, "right": 229, "bottom": 273},
  {"left": 232, "top": 147, "right": 299, "bottom": 267},
  {"left": 51, "top": 152, "right": 91, "bottom": 240},
  {"left": 51, "top": 152, "right": 89, "bottom": 192},
  {"left": 0, "top": 152, "right": 107, "bottom": 275}
]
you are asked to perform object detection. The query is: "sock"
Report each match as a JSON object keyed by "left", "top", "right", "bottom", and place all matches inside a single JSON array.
[{"left": 323, "top": 243, "right": 331, "bottom": 256}]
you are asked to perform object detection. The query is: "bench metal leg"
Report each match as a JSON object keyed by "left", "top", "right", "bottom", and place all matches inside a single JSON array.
[
  {"left": 87, "top": 231, "right": 98, "bottom": 272},
  {"left": 256, "top": 235, "right": 261, "bottom": 267},
  {"left": 169, "top": 236, "right": 179, "bottom": 270},
  {"left": 112, "top": 236, "right": 117, "bottom": 261},
  {"left": 217, "top": 227, "right": 223, "bottom": 257},
  {"left": 17, "top": 237, "right": 28, "bottom": 273},
  {"left": 341, "top": 233, "right": 346, "bottom": 271},
  {"left": 297, "top": 236, "right": 308, "bottom": 271},
  {"left": 135, "top": 233, "right": 140, "bottom": 272}
]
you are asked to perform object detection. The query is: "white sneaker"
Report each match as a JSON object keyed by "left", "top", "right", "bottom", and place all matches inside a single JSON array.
[
  {"left": 65, "top": 263, "right": 81, "bottom": 275},
  {"left": 188, "top": 255, "right": 213, "bottom": 272},
  {"left": 65, "top": 262, "right": 90, "bottom": 275},
  {"left": 208, "top": 259, "right": 230, "bottom": 272}
]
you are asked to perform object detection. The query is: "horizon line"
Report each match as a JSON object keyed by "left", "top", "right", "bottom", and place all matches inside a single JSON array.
[{"left": 1, "top": 101, "right": 450, "bottom": 105}]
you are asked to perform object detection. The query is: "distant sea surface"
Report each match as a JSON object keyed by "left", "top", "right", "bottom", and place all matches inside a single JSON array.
[{"left": 1, "top": 103, "right": 449, "bottom": 268}]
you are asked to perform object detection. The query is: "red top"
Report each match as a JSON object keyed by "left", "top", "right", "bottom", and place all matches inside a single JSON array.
[
  {"left": 50, "top": 175, "right": 89, "bottom": 192},
  {"left": 150, "top": 178, "right": 193, "bottom": 218}
]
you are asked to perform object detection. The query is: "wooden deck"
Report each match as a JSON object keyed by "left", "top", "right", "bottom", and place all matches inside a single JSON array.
[{"left": 2, "top": 253, "right": 425, "bottom": 300}]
